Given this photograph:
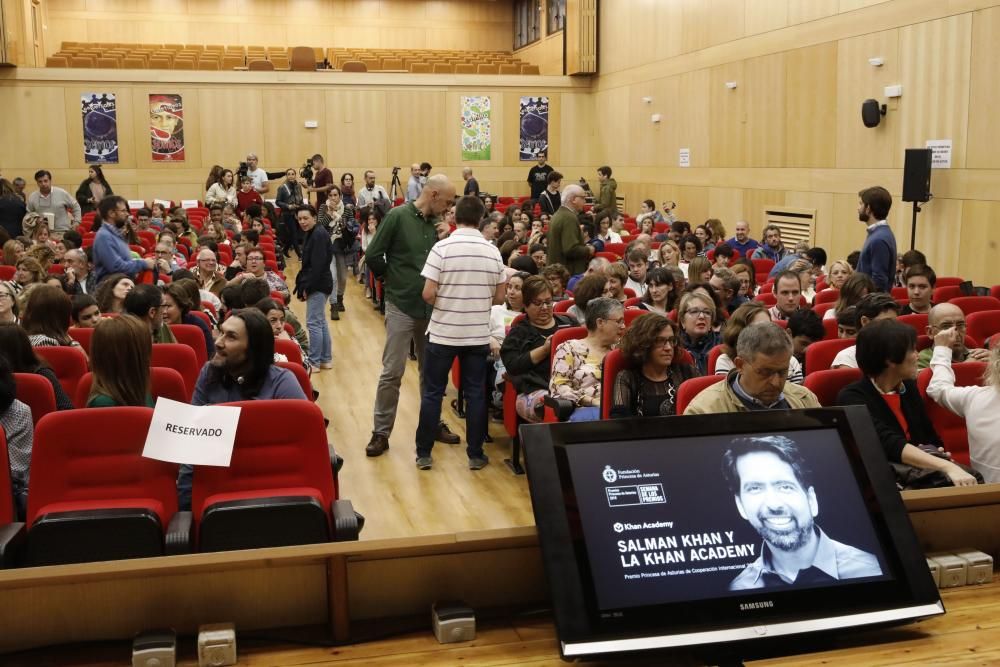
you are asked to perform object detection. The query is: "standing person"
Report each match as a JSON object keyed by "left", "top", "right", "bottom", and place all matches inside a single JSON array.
[
  {"left": 363, "top": 175, "right": 457, "bottom": 458},
  {"left": 856, "top": 185, "right": 897, "bottom": 292},
  {"left": 318, "top": 186, "right": 353, "bottom": 320},
  {"left": 245, "top": 153, "right": 269, "bottom": 194},
  {"left": 91, "top": 196, "right": 155, "bottom": 283},
  {"left": 236, "top": 175, "right": 264, "bottom": 215},
  {"left": 275, "top": 168, "right": 305, "bottom": 257},
  {"left": 26, "top": 170, "right": 81, "bottom": 236},
  {"left": 537, "top": 171, "right": 562, "bottom": 216},
  {"left": 415, "top": 196, "right": 505, "bottom": 471},
  {"left": 0, "top": 178, "right": 27, "bottom": 240},
  {"left": 294, "top": 205, "right": 333, "bottom": 370},
  {"left": 356, "top": 170, "right": 390, "bottom": 212},
  {"left": 12, "top": 177, "right": 27, "bottom": 203},
  {"left": 340, "top": 172, "right": 356, "bottom": 206},
  {"left": 305, "top": 154, "right": 334, "bottom": 209},
  {"left": 527, "top": 152, "right": 553, "bottom": 201},
  {"left": 594, "top": 165, "right": 618, "bottom": 217},
  {"left": 462, "top": 167, "right": 480, "bottom": 197},
  {"left": 547, "top": 184, "right": 593, "bottom": 276},
  {"left": 204, "top": 169, "right": 237, "bottom": 208},
  {"left": 406, "top": 164, "right": 424, "bottom": 203},
  {"left": 74, "top": 166, "right": 114, "bottom": 215}
]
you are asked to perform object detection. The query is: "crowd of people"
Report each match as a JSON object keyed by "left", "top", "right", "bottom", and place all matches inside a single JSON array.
[{"left": 1, "top": 158, "right": 998, "bottom": 522}]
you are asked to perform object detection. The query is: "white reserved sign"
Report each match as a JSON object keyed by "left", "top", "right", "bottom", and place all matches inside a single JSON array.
[
  {"left": 142, "top": 398, "right": 241, "bottom": 466},
  {"left": 181, "top": 199, "right": 200, "bottom": 209},
  {"left": 127, "top": 199, "right": 146, "bottom": 209}
]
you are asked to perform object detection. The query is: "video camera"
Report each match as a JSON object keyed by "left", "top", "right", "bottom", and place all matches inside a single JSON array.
[
  {"left": 237, "top": 161, "right": 249, "bottom": 180},
  {"left": 300, "top": 157, "right": 315, "bottom": 186}
]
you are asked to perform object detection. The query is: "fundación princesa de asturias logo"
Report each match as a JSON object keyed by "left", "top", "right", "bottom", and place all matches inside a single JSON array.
[{"left": 603, "top": 465, "right": 618, "bottom": 483}]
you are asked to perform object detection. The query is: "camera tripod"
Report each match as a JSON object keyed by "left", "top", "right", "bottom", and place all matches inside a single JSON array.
[{"left": 389, "top": 167, "right": 403, "bottom": 201}]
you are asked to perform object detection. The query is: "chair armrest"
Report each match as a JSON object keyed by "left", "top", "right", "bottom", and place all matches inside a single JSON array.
[
  {"left": 165, "top": 511, "right": 192, "bottom": 555},
  {"left": 543, "top": 395, "right": 576, "bottom": 422},
  {"left": 331, "top": 499, "right": 363, "bottom": 541},
  {"left": 0, "top": 523, "right": 25, "bottom": 568}
]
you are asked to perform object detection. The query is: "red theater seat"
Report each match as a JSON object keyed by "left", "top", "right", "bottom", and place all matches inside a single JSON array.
[
  {"left": 707, "top": 344, "right": 725, "bottom": 375},
  {"left": 804, "top": 367, "right": 862, "bottom": 407},
  {"left": 33, "top": 346, "right": 88, "bottom": 404},
  {"left": 600, "top": 349, "right": 627, "bottom": 419},
  {"left": 68, "top": 327, "right": 95, "bottom": 354},
  {"left": 966, "top": 310, "right": 1000, "bottom": 348},
  {"left": 917, "top": 362, "right": 987, "bottom": 466},
  {"left": 814, "top": 289, "right": 839, "bottom": 305},
  {"left": 151, "top": 343, "right": 200, "bottom": 401},
  {"left": 0, "top": 428, "right": 25, "bottom": 566},
  {"left": 13, "top": 373, "right": 57, "bottom": 426},
  {"left": 676, "top": 375, "right": 725, "bottom": 415},
  {"left": 275, "top": 338, "right": 304, "bottom": 367},
  {"left": 277, "top": 361, "right": 313, "bottom": 400},
  {"left": 74, "top": 367, "right": 189, "bottom": 407},
  {"left": 169, "top": 323, "right": 209, "bottom": 368},
  {"left": 543, "top": 326, "right": 588, "bottom": 422},
  {"left": 898, "top": 313, "right": 929, "bottom": 334},
  {"left": 949, "top": 297, "right": 1000, "bottom": 316},
  {"left": 804, "top": 338, "right": 855, "bottom": 375}
]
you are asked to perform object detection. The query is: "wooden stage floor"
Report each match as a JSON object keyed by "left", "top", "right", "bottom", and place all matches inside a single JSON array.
[{"left": 284, "top": 260, "right": 537, "bottom": 541}]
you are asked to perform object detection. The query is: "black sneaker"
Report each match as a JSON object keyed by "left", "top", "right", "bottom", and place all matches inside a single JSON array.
[
  {"left": 416, "top": 456, "right": 433, "bottom": 470},
  {"left": 330, "top": 304, "right": 340, "bottom": 321}
]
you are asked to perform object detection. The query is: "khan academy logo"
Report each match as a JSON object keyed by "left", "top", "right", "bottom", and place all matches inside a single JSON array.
[
  {"left": 613, "top": 522, "right": 625, "bottom": 533},
  {"left": 603, "top": 465, "right": 618, "bottom": 483}
]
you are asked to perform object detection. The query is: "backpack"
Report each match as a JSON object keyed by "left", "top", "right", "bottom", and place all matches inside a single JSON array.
[{"left": 373, "top": 191, "right": 392, "bottom": 218}]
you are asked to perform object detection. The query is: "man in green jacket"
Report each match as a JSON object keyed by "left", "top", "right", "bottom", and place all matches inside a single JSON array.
[
  {"left": 594, "top": 165, "right": 617, "bottom": 217},
  {"left": 546, "top": 184, "right": 593, "bottom": 276}
]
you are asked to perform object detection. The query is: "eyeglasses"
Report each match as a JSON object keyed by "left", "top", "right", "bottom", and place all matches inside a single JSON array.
[
  {"left": 653, "top": 336, "right": 676, "bottom": 348},
  {"left": 684, "top": 309, "right": 713, "bottom": 319},
  {"left": 0, "top": 293, "right": 12, "bottom": 301},
  {"left": 529, "top": 300, "right": 553, "bottom": 309},
  {"left": 602, "top": 316, "right": 626, "bottom": 326},
  {"left": 248, "top": 256, "right": 264, "bottom": 262},
  {"left": 936, "top": 321, "right": 967, "bottom": 331},
  {"left": 744, "top": 361, "right": 789, "bottom": 381}
]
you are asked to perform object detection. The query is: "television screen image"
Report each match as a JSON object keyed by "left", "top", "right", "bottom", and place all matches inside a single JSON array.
[{"left": 523, "top": 408, "right": 943, "bottom": 660}]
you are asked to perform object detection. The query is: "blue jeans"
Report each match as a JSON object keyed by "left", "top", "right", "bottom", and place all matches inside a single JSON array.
[
  {"left": 305, "top": 291, "right": 332, "bottom": 366},
  {"left": 415, "top": 341, "right": 489, "bottom": 459},
  {"left": 568, "top": 406, "right": 600, "bottom": 422}
]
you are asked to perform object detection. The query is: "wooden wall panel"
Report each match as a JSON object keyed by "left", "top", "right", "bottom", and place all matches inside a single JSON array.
[
  {"left": 785, "top": 42, "right": 837, "bottom": 168},
  {"left": 384, "top": 90, "right": 448, "bottom": 171},
  {"left": 897, "top": 14, "right": 972, "bottom": 169},
  {"left": 708, "top": 187, "right": 744, "bottom": 227},
  {"left": 966, "top": 6, "right": 1000, "bottom": 169},
  {"left": 835, "top": 29, "right": 900, "bottom": 169},
  {"left": 786, "top": 191, "right": 835, "bottom": 251},
  {"left": 262, "top": 90, "right": 327, "bottom": 171},
  {"left": 197, "top": 88, "right": 265, "bottom": 170},
  {"left": 323, "top": 90, "right": 387, "bottom": 168},
  {"left": 787, "top": 0, "right": 840, "bottom": 25},
  {"left": 709, "top": 61, "right": 745, "bottom": 167},
  {"left": 743, "top": 53, "right": 786, "bottom": 167},
  {"left": 742, "top": 188, "right": 787, "bottom": 235},
  {"left": 671, "top": 70, "right": 712, "bottom": 168},
  {"left": 745, "top": 0, "right": 788, "bottom": 35},
  {"left": 0, "top": 87, "right": 71, "bottom": 169},
  {"left": 960, "top": 201, "right": 1000, "bottom": 286},
  {"left": 516, "top": 32, "right": 564, "bottom": 76}
]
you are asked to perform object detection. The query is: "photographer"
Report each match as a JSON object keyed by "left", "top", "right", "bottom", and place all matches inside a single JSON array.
[
  {"left": 276, "top": 168, "right": 305, "bottom": 257},
  {"left": 304, "top": 154, "right": 334, "bottom": 209},
  {"left": 356, "top": 169, "right": 390, "bottom": 214}
]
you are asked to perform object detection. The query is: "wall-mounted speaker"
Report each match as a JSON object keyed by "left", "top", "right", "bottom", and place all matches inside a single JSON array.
[
  {"left": 902, "top": 148, "right": 932, "bottom": 203},
  {"left": 861, "top": 99, "right": 887, "bottom": 128}
]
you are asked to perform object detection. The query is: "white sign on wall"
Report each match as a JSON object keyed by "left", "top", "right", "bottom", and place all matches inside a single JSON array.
[
  {"left": 925, "top": 139, "right": 952, "bottom": 169},
  {"left": 679, "top": 148, "right": 691, "bottom": 168}
]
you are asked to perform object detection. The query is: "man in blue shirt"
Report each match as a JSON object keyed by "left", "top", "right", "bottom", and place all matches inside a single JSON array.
[
  {"left": 856, "top": 186, "right": 897, "bottom": 293},
  {"left": 726, "top": 220, "right": 759, "bottom": 258},
  {"left": 92, "top": 196, "right": 155, "bottom": 283}
]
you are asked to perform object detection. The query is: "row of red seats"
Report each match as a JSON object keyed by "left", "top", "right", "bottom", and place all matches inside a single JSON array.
[{"left": 0, "top": 400, "right": 360, "bottom": 568}]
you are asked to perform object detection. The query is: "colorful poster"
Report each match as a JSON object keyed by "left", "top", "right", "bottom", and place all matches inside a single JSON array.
[
  {"left": 81, "top": 93, "right": 119, "bottom": 164},
  {"left": 519, "top": 96, "right": 549, "bottom": 161},
  {"left": 149, "top": 93, "right": 185, "bottom": 161},
  {"left": 461, "top": 96, "right": 492, "bottom": 161}
]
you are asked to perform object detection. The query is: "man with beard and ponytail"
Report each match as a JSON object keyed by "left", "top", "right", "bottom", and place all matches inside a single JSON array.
[{"left": 722, "top": 435, "right": 882, "bottom": 591}]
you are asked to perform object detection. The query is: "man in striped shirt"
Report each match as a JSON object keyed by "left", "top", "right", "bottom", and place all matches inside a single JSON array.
[{"left": 416, "top": 196, "right": 506, "bottom": 471}]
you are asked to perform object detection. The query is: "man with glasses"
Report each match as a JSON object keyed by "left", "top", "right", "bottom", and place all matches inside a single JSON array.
[
  {"left": 917, "top": 303, "right": 989, "bottom": 370},
  {"left": 154, "top": 243, "right": 179, "bottom": 273},
  {"left": 92, "top": 195, "right": 155, "bottom": 283},
  {"left": 415, "top": 195, "right": 506, "bottom": 471},
  {"left": 194, "top": 248, "right": 227, "bottom": 297},
  {"left": 61, "top": 248, "right": 97, "bottom": 295},
  {"left": 547, "top": 184, "right": 594, "bottom": 276},
  {"left": 685, "top": 322, "right": 819, "bottom": 414},
  {"left": 245, "top": 153, "right": 269, "bottom": 195},
  {"left": 231, "top": 247, "right": 290, "bottom": 301}
]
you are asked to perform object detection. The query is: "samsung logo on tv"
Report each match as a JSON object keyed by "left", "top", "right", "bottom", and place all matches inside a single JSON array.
[{"left": 740, "top": 601, "right": 774, "bottom": 611}]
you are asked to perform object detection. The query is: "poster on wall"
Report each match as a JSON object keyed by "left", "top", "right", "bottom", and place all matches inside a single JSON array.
[
  {"left": 461, "top": 96, "right": 492, "bottom": 161},
  {"left": 81, "top": 93, "right": 119, "bottom": 164},
  {"left": 149, "top": 94, "right": 185, "bottom": 161},
  {"left": 519, "top": 96, "right": 549, "bottom": 161}
]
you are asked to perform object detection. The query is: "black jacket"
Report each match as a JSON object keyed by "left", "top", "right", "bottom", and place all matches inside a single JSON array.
[
  {"left": 295, "top": 224, "right": 333, "bottom": 297},
  {"left": 538, "top": 189, "right": 560, "bottom": 216},
  {"left": 837, "top": 378, "right": 942, "bottom": 464},
  {"left": 0, "top": 195, "right": 26, "bottom": 239},
  {"left": 500, "top": 315, "right": 577, "bottom": 394}
]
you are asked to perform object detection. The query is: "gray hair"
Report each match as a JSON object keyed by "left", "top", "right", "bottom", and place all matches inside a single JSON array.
[
  {"left": 585, "top": 296, "right": 623, "bottom": 331},
  {"left": 462, "top": 167, "right": 473, "bottom": 176},
  {"left": 736, "top": 322, "right": 792, "bottom": 363},
  {"left": 561, "top": 184, "right": 584, "bottom": 206}
]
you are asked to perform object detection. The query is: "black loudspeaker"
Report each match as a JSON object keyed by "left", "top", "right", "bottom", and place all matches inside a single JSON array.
[
  {"left": 902, "top": 148, "right": 932, "bottom": 203},
  {"left": 861, "top": 99, "right": 886, "bottom": 128}
]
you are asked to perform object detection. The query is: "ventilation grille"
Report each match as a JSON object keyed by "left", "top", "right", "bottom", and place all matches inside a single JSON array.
[{"left": 763, "top": 206, "right": 816, "bottom": 247}]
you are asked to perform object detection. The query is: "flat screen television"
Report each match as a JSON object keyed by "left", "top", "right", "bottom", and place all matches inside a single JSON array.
[{"left": 522, "top": 407, "right": 943, "bottom": 661}]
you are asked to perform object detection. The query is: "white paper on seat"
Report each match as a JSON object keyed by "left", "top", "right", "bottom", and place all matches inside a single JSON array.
[
  {"left": 142, "top": 398, "right": 241, "bottom": 466},
  {"left": 127, "top": 199, "right": 146, "bottom": 209},
  {"left": 181, "top": 199, "right": 200, "bottom": 209},
  {"left": 154, "top": 198, "right": 172, "bottom": 208}
]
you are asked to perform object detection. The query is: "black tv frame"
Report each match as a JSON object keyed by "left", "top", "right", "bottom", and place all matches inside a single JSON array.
[{"left": 522, "top": 407, "right": 944, "bottom": 661}]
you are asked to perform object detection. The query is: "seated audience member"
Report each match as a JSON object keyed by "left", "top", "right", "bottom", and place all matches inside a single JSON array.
[
  {"left": 767, "top": 270, "right": 803, "bottom": 321},
  {"left": 705, "top": 218, "right": 726, "bottom": 249},
  {"left": 635, "top": 199, "right": 666, "bottom": 228},
  {"left": 254, "top": 297, "right": 310, "bottom": 371},
  {"left": 230, "top": 247, "right": 290, "bottom": 300},
  {"left": 605, "top": 262, "right": 629, "bottom": 304},
  {"left": 669, "top": 220, "right": 692, "bottom": 244},
  {"left": 636, "top": 267, "right": 676, "bottom": 315},
  {"left": 684, "top": 282, "right": 727, "bottom": 330},
  {"left": 0, "top": 324, "right": 73, "bottom": 410},
  {"left": 550, "top": 297, "right": 624, "bottom": 422},
  {"left": 542, "top": 263, "right": 570, "bottom": 301},
  {"left": 22, "top": 285, "right": 83, "bottom": 351},
  {"left": 153, "top": 241, "right": 180, "bottom": 273},
  {"left": 26, "top": 244, "right": 56, "bottom": 272},
  {"left": 490, "top": 271, "right": 529, "bottom": 355},
  {"left": 567, "top": 256, "right": 610, "bottom": 293},
  {"left": 71, "top": 294, "right": 101, "bottom": 328},
  {"left": 895, "top": 248, "right": 927, "bottom": 288},
  {"left": 687, "top": 256, "right": 713, "bottom": 287},
  {"left": 686, "top": 322, "right": 819, "bottom": 414},
  {"left": 500, "top": 275, "right": 578, "bottom": 423},
  {"left": 528, "top": 243, "right": 547, "bottom": 271},
  {"left": 768, "top": 246, "right": 827, "bottom": 281},
  {"left": 12, "top": 257, "right": 44, "bottom": 295},
  {"left": 595, "top": 211, "right": 620, "bottom": 244},
  {"left": 0, "top": 281, "right": 19, "bottom": 325},
  {"left": 566, "top": 273, "right": 609, "bottom": 326},
  {"left": 638, "top": 217, "right": 656, "bottom": 238},
  {"left": 678, "top": 291, "right": 722, "bottom": 376},
  {"left": 0, "top": 358, "right": 32, "bottom": 517},
  {"left": 827, "top": 259, "right": 853, "bottom": 290},
  {"left": 611, "top": 314, "right": 696, "bottom": 418},
  {"left": 726, "top": 220, "right": 759, "bottom": 257},
  {"left": 3, "top": 239, "right": 26, "bottom": 266},
  {"left": 715, "top": 302, "right": 804, "bottom": 384},
  {"left": 657, "top": 239, "right": 680, "bottom": 269},
  {"left": 710, "top": 267, "right": 746, "bottom": 313},
  {"left": 831, "top": 293, "right": 900, "bottom": 369},
  {"left": 224, "top": 244, "right": 249, "bottom": 281},
  {"left": 712, "top": 242, "right": 735, "bottom": 269},
  {"left": 927, "top": 327, "right": 1000, "bottom": 483},
  {"left": 678, "top": 234, "right": 702, "bottom": 272},
  {"left": 837, "top": 320, "right": 976, "bottom": 487},
  {"left": 825, "top": 272, "right": 875, "bottom": 321},
  {"left": 846, "top": 250, "right": 861, "bottom": 270},
  {"left": 625, "top": 249, "right": 649, "bottom": 296},
  {"left": 901, "top": 264, "right": 935, "bottom": 315},
  {"left": 917, "top": 302, "right": 989, "bottom": 370},
  {"left": 731, "top": 261, "right": 755, "bottom": 297},
  {"left": 509, "top": 254, "right": 538, "bottom": 275},
  {"left": 751, "top": 225, "right": 791, "bottom": 263},
  {"left": 581, "top": 220, "right": 604, "bottom": 253},
  {"left": 61, "top": 248, "right": 97, "bottom": 296},
  {"left": 193, "top": 248, "right": 227, "bottom": 297},
  {"left": 238, "top": 277, "right": 307, "bottom": 357},
  {"left": 156, "top": 230, "right": 188, "bottom": 270},
  {"left": 695, "top": 224, "right": 714, "bottom": 253},
  {"left": 124, "top": 283, "right": 176, "bottom": 344},
  {"left": 236, "top": 175, "right": 264, "bottom": 215},
  {"left": 86, "top": 315, "right": 154, "bottom": 407},
  {"left": 837, "top": 306, "right": 858, "bottom": 338},
  {"left": 162, "top": 282, "right": 214, "bottom": 359},
  {"left": 787, "top": 309, "right": 825, "bottom": 366},
  {"left": 95, "top": 273, "right": 133, "bottom": 315}
]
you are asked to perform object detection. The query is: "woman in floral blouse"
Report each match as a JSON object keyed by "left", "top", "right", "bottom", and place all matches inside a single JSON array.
[{"left": 550, "top": 297, "right": 625, "bottom": 422}]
